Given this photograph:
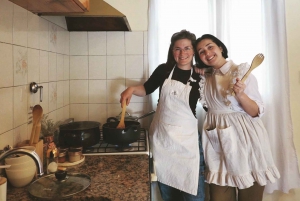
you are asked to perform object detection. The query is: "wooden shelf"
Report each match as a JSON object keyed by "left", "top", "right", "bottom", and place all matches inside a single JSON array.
[{"left": 9, "top": 0, "right": 89, "bottom": 14}]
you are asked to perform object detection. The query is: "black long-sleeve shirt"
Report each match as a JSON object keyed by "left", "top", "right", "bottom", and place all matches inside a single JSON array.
[{"left": 143, "top": 64, "right": 202, "bottom": 116}]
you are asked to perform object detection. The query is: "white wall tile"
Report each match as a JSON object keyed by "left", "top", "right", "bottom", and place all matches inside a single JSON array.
[
  {"left": 27, "top": 11, "right": 40, "bottom": 49},
  {"left": 107, "top": 103, "right": 122, "bottom": 120},
  {"left": 89, "top": 80, "right": 106, "bottom": 103},
  {"left": 88, "top": 104, "right": 107, "bottom": 124},
  {"left": 56, "top": 54, "right": 64, "bottom": 81},
  {"left": 70, "top": 80, "right": 88, "bottom": 103},
  {"left": 39, "top": 18, "right": 49, "bottom": 51},
  {"left": 125, "top": 79, "right": 147, "bottom": 103},
  {"left": 107, "top": 56, "right": 125, "bottom": 79},
  {"left": 0, "top": 0, "right": 13, "bottom": 43},
  {"left": 64, "top": 31, "right": 70, "bottom": 55},
  {"left": 39, "top": 83, "right": 49, "bottom": 114},
  {"left": 143, "top": 31, "right": 148, "bottom": 55},
  {"left": 13, "top": 86, "right": 28, "bottom": 127},
  {"left": 143, "top": 55, "right": 148, "bottom": 78},
  {"left": 47, "top": 110, "right": 57, "bottom": 125},
  {"left": 39, "top": 50, "right": 49, "bottom": 83},
  {"left": 107, "top": 79, "right": 125, "bottom": 103},
  {"left": 13, "top": 5, "right": 27, "bottom": 47},
  {"left": 56, "top": 107, "right": 65, "bottom": 122},
  {"left": 88, "top": 32, "right": 106, "bottom": 55},
  {"left": 0, "top": 130, "right": 14, "bottom": 150},
  {"left": 48, "top": 52, "right": 57, "bottom": 82},
  {"left": 13, "top": 124, "right": 28, "bottom": 147},
  {"left": 107, "top": 32, "right": 125, "bottom": 55},
  {"left": 63, "top": 105, "right": 70, "bottom": 120},
  {"left": 13, "top": 45, "right": 28, "bottom": 86},
  {"left": 70, "top": 56, "right": 88, "bottom": 79},
  {"left": 57, "top": 81, "right": 64, "bottom": 108},
  {"left": 27, "top": 48, "right": 40, "bottom": 84},
  {"left": 63, "top": 80, "right": 69, "bottom": 106},
  {"left": 70, "top": 104, "right": 88, "bottom": 121},
  {"left": 56, "top": 26, "right": 65, "bottom": 54},
  {"left": 70, "top": 32, "right": 88, "bottom": 55},
  {"left": 48, "top": 82, "right": 57, "bottom": 112},
  {"left": 63, "top": 55, "right": 70, "bottom": 80},
  {"left": 125, "top": 55, "right": 144, "bottom": 78},
  {"left": 125, "top": 32, "right": 143, "bottom": 54},
  {"left": 0, "top": 88, "right": 13, "bottom": 134},
  {"left": 49, "top": 23, "right": 57, "bottom": 53},
  {"left": 41, "top": 16, "right": 67, "bottom": 30},
  {"left": 0, "top": 43, "right": 13, "bottom": 88},
  {"left": 89, "top": 56, "right": 106, "bottom": 79}
]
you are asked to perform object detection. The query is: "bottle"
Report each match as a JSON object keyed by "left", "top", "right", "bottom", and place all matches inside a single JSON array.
[{"left": 46, "top": 147, "right": 58, "bottom": 174}]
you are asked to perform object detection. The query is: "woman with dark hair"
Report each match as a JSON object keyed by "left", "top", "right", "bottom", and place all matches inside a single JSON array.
[
  {"left": 195, "top": 34, "right": 280, "bottom": 201},
  {"left": 120, "top": 30, "right": 205, "bottom": 201}
]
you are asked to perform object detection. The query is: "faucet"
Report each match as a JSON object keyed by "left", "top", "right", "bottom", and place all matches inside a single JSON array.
[{"left": 0, "top": 146, "right": 44, "bottom": 176}]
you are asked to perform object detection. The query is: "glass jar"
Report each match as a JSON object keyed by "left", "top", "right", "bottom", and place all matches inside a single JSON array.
[
  {"left": 46, "top": 148, "right": 58, "bottom": 174},
  {"left": 68, "top": 148, "right": 82, "bottom": 163}
]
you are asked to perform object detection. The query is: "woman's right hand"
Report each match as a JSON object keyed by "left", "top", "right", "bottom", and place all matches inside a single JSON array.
[
  {"left": 120, "top": 87, "right": 134, "bottom": 107},
  {"left": 120, "top": 85, "right": 147, "bottom": 107}
]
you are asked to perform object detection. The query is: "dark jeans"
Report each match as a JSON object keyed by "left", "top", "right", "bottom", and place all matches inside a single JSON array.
[{"left": 158, "top": 133, "right": 205, "bottom": 201}]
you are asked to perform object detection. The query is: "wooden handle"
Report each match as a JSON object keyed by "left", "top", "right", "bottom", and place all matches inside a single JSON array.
[
  {"left": 33, "top": 122, "right": 41, "bottom": 144},
  {"left": 116, "top": 100, "right": 126, "bottom": 129},
  {"left": 29, "top": 123, "right": 36, "bottom": 145}
]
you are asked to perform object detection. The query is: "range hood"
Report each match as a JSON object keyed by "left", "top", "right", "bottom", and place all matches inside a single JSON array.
[{"left": 43, "top": 0, "right": 131, "bottom": 32}]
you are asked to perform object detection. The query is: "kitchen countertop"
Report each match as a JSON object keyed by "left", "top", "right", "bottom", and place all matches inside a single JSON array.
[{"left": 6, "top": 155, "right": 150, "bottom": 201}]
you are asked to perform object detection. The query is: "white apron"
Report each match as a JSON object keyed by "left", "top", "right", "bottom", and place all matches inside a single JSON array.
[{"left": 149, "top": 66, "right": 200, "bottom": 195}]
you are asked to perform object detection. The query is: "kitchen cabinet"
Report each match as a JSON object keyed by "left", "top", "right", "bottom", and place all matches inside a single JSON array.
[{"left": 9, "top": 0, "right": 89, "bottom": 14}]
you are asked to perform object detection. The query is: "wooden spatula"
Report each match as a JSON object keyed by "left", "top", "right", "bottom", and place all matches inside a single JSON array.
[
  {"left": 116, "top": 100, "right": 126, "bottom": 129},
  {"left": 232, "top": 53, "right": 264, "bottom": 95},
  {"left": 29, "top": 105, "right": 43, "bottom": 145},
  {"left": 33, "top": 110, "right": 43, "bottom": 144}
]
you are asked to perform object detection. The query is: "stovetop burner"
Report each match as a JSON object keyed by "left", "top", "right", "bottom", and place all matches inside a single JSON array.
[{"left": 82, "top": 128, "right": 149, "bottom": 155}]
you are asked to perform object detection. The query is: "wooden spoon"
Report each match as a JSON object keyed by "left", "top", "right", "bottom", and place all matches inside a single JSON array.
[
  {"left": 29, "top": 105, "right": 43, "bottom": 145},
  {"left": 116, "top": 100, "right": 126, "bottom": 129},
  {"left": 232, "top": 53, "right": 264, "bottom": 95}
]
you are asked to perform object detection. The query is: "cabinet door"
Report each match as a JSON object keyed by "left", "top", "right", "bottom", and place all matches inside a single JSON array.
[{"left": 9, "top": 0, "right": 89, "bottom": 14}]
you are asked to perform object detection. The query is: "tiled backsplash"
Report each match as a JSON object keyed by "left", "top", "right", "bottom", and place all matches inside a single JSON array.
[{"left": 0, "top": 0, "right": 149, "bottom": 150}]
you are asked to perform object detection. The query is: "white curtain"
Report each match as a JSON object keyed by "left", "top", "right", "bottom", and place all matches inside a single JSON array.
[{"left": 148, "top": 0, "right": 300, "bottom": 194}]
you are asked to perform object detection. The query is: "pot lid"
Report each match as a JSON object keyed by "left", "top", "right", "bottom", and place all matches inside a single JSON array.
[{"left": 28, "top": 173, "right": 91, "bottom": 199}]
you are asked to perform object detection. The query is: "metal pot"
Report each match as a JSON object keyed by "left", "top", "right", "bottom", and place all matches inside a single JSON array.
[
  {"left": 58, "top": 121, "right": 101, "bottom": 148},
  {"left": 114, "top": 110, "right": 155, "bottom": 121},
  {"left": 102, "top": 110, "right": 155, "bottom": 145},
  {"left": 102, "top": 119, "right": 141, "bottom": 145}
]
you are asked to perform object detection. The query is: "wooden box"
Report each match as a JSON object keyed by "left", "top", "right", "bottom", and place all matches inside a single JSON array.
[{"left": 16, "top": 139, "right": 44, "bottom": 165}]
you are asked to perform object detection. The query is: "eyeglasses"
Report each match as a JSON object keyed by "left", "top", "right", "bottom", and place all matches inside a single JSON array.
[{"left": 173, "top": 46, "right": 193, "bottom": 54}]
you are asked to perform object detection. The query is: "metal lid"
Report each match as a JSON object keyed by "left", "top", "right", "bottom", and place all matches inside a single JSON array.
[
  {"left": 116, "top": 112, "right": 138, "bottom": 121},
  {"left": 28, "top": 173, "right": 91, "bottom": 199}
]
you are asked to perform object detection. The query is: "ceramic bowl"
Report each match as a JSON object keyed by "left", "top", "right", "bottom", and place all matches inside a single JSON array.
[
  {"left": 6, "top": 159, "right": 35, "bottom": 170},
  {"left": 5, "top": 166, "right": 36, "bottom": 187},
  {"left": 5, "top": 154, "right": 32, "bottom": 165}
]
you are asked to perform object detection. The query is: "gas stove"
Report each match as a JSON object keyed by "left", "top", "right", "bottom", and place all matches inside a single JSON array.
[{"left": 82, "top": 128, "right": 149, "bottom": 156}]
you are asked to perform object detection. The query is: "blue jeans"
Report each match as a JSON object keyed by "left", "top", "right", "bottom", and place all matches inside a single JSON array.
[{"left": 158, "top": 133, "right": 205, "bottom": 201}]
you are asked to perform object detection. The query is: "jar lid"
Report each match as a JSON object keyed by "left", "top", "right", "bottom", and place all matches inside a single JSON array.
[
  {"left": 68, "top": 148, "right": 82, "bottom": 156},
  {"left": 28, "top": 173, "right": 91, "bottom": 199},
  {"left": 58, "top": 151, "right": 66, "bottom": 157},
  {"left": 47, "top": 148, "right": 58, "bottom": 158}
]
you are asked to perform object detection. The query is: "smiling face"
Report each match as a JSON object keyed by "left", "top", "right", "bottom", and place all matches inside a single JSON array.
[
  {"left": 172, "top": 39, "right": 194, "bottom": 70},
  {"left": 196, "top": 38, "right": 226, "bottom": 69}
]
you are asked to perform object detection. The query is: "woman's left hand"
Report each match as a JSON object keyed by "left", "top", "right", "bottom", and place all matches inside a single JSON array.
[
  {"left": 232, "top": 78, "right": 246, "bottom": 96},
  {"left": 194, "top": 67, "right": 205, "bottom": 75}
]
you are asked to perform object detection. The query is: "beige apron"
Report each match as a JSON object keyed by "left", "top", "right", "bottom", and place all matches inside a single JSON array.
[{"left": 149, "top": 66, "right": 200, "bottom": 195}]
